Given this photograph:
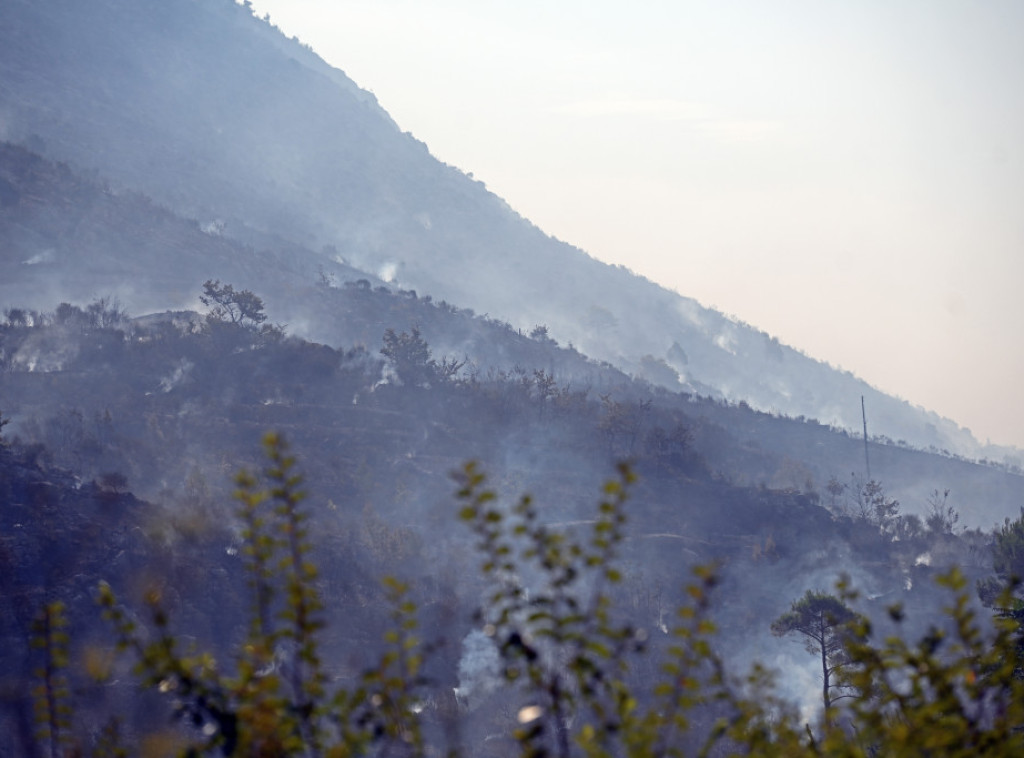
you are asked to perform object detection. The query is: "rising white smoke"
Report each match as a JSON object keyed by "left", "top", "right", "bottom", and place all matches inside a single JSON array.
[{"left": 454, "top": 629, "right": 502, "bottom": 706}]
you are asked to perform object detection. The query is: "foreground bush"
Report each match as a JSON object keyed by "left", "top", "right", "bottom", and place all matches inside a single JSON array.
[{"left": 27, "top": 433, "right": 1024, "bottom": 756}]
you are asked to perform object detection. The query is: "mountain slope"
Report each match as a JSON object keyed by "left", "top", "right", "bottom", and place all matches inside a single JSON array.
[
  {"left": 0, "top": 0, "right": 1000, "bottom": 458},
  {"left": 0, "top": 141, "right": 371, "bottom": 316},
  {"left": 3, "top": 149, "right": 1021, "bottom": 531}
]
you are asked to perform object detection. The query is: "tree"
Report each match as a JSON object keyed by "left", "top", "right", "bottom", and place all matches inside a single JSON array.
[
  {"left": 380, "top": 326, "right": 432, "bottom": 386},
  {"left": 380, "top": 327, "right": 464, "bottom": 387},
  {"left": 85, "top": 296, "right": 130, "bottom": 330},
  {"left": 529, "top": 324, "right": 556, "bottom": 345},
  {"left": 598, "top": 394, "right": 650, "bottom": 456},
  {"left": 4, "top": 307, "right": 30, "bottom": 327},
  {"left": 979, "top": 509, "right": 1024, "bottom": 608},
  {"left": 848, "top": 478, "right": 901, "bottom": 537},
  {"left": 978, "top": 509, "right": 1024, "bottom": 679},
  {"left": 825, "top": 475, "right": 847, "bottom": 513},
  {"left": 926, "top": 488, "right": 960, "bottom": 535},
  {"left": 53, "top": 302, "right": 91, "bottom": 329},
  {"left": 200, "top": 280, "right": 268, "bottom": 329},
  {"left": 532, "top": 369, "right": 558, "bottom": 415},
  {"left": 771, "top": 590, "right": 859, "bottom": 710},
  {"left": 992, "top": 510, "right": 1024, "bottom": 583}
]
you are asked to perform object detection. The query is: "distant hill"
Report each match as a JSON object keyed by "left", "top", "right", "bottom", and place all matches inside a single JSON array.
[
  {"left": 0, "top": 0, "right": 1011, "bottom": 461},
  {"left": 6, "top": 304, "right": 1015, "bottom": 748},
  {"left": 0, "top": 142, "right": 366, "bottom": 312}
]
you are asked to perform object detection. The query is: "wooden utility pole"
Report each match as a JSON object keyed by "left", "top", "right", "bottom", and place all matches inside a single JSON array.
[{"left": 861, "top": 395, "right": 871, "bottom": 480}]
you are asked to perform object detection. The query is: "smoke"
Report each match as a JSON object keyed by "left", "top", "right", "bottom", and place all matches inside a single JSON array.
[
  {"left": 454, "top": 629, "right": 502, "bottom": 705},
  {"left": 766, "top": 649, "right": 823, "bottom": 725},
  {"left": 200, "top": 219, "right": 225, "bottom": 236},
  {"left": 12, "top": 330, "right": 79, "bottom": 372},
  {"left": 714, "top": 330, "right": 737, "bottom": 355},
  {"left": 674, "top": 297, "right": 705, "bottom": 329},
  {"left": 23, "top": 249, "right": 56, "bottom": 265},
  {"left": 159, "top": 358, "right": 193, "bottom": 392}
]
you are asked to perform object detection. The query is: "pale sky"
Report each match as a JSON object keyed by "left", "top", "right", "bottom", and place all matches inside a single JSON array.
[{"left": 247, "top": 0, "right": 1024, "bottom": 451}]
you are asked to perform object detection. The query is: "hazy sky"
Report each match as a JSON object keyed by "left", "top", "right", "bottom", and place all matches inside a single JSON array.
[{"left": 247, "top": 0, "right": 1024, "bottom": 451}]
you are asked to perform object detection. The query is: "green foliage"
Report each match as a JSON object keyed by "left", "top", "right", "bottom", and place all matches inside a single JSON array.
[
  {"left": 332, "top": 577, "right": 427, "bottom": 757},
  {"left": 826, "top": 570, "right": 1024, "bottom": 756},
  {"left": 455, "top": 460, "right": 725, "bottom": 757},
  {"left": 98, "top": 433, "right": 331, "bottom": 755},
  {"left": 92, "top": 717, "right": 129, "bottom": 758},
  {"left": 22, "top": 441, "right": 1024, "bottom": 756},
  {"left": 96, "top": 432, "right": 431, "bottom": 756},
  {"left": 31, "top": 600, "right": 75, "bottom": 758}
]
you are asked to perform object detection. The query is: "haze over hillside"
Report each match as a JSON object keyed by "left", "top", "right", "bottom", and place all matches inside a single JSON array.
[
  {"left": 247, "top": 0, "right": 1024, "bottom": 455},
  {"left": 5, "top": 4, "right": 1024, "bottom": 750},
  {"left": 0, "top": 0, "right": 1016, "bottom": 464}
]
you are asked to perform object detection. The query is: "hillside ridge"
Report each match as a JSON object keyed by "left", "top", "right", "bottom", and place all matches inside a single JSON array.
[{"left": 0, "top": 0, "right": 1011, "bottom": 462}]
